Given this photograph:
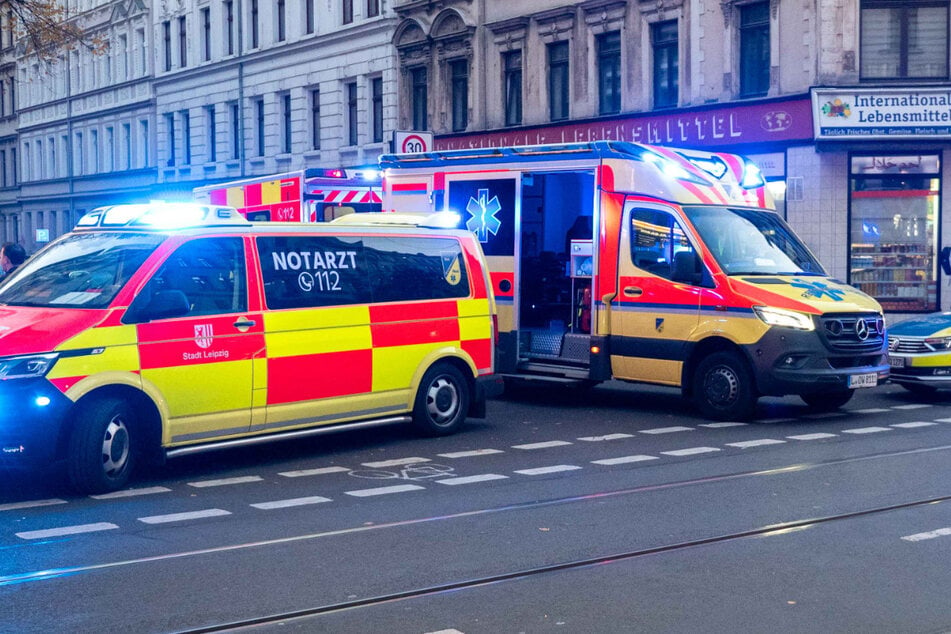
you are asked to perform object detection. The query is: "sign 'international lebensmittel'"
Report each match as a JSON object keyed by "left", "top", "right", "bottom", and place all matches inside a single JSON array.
[{"left": 812, "top": 87, "right": 951, "bottom": 140}]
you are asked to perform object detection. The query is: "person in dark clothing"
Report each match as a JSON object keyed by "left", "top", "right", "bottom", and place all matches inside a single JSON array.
[{"left": 0, "top": 242, "right": 26, "bottom": 276}]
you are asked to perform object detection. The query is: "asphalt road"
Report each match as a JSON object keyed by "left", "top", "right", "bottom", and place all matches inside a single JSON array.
[{"left": 2, "top": 381, "right": 951, "bottom": 633}]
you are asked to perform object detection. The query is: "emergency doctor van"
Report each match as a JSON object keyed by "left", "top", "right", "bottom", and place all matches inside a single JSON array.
[
  {"left": 380, "top": 141, "right": 888, "bottom": 420},
  {"left": 0, "top": 203, "right": 496, "bottom": 493}
]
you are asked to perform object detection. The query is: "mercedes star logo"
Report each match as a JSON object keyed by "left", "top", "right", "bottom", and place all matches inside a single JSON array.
[{"left": 855, "top": 318, "right": 869, "bottom": 341}]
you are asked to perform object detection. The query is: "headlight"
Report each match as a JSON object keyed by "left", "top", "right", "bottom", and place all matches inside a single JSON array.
[
  {"left": 753, "top": 306, "right": 815, "bottom": 331},
  {"left": 0, "top": 353, "right": 58, "bottom": 379},
  {"left": 925, "top": 337, "right": 951, "bottom": 351}
]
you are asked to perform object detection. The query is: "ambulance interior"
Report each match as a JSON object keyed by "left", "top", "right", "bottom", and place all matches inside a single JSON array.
[{"left": 518, "top": 170, "right": 595, "bottom": 365}]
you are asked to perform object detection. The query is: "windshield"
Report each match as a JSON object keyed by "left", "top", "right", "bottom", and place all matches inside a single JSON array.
[
  {"left": 0, "top": 232, "right": 163, "bottom": 308},
  {"left": 684, "top": 206, "right": 825, "bottom": 276}
]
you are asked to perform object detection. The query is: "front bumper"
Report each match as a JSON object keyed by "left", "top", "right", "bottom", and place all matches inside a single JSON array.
[
  {"left": 746, "top": 327, "right": 889, "bottom": 396},
  {"left": 887, "top": 352, "right": 951, "bottom": 388},
  {"left": 0, "top": 378, "right": 73, "bottom": 468}
]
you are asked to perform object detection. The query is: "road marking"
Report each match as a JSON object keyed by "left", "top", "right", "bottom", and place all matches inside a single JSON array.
[
  {"left": 139, "top": 509, "right": 232, "bottom": 524},
  {"left": 757, "top": 418, "right": 796, "bottom": 424},
  {"left": 853, "top": 408, "right": 890, "bottom": 414},
  {"left": 891, "top": 422, "right": 938, "bottom": 429},
  {"left": 662, "top": 447, "right": 721, "bottom": 457},
  {"left": 279, "top": 466, "right": 350, "bottom": 478},
  {"left": 640, "top": 426, "right": 693, "bottom": 434},
  {"left": 0, "top": 499, "right": 67, "bottom": 512},
  {"left": 425, "top": 629, "right": 466, "bottom": 634},
  {"left": 577, "top": 433, "right": 636, "bottom": 441},
  {"left": 841, "top": 427, "right": 893, "bottom": 434},
  {"left": 514, "top": 465, "right": 582, "bottom": 475},
  {"left": 251, "top": 496, "right": 333, "bottom": 510},
  {"left": 698, "top": 422, "right": 748, "bottom": 428},
  {"left": 902, "top": 528, "right": 951, "bottom": 542},
  {"left": 787, "top": 433, "right": 838, "bottom": 440},
  {"left": 802, "top": 412, "right": 846, "bottom": 419},
  {"left": 345, "top": 484, "right": 425, "bottom": 497},
  {"left": 188, "top": 476, "right": 263, "bottom": 488},
  {"left": 592, "top": 455, "right": 659, "bottom": 465},
  {"left": 726, "top": 439, "right": 786, "bottom": 448},
  {"left": 892, "top": 404, "right": 933, "bottom": 410},
  {"left": 512, "top": 441, "right": 573, "bottom": 450},
  {"left": 362, "top": 458, "right": 431, "bottom": 468},
  {"left": 438, "top": 449, "right": 505, "bottom": 458},
  {"left": 90, "top": 486, "right": 171, "bottom": 500},
  {"left": 936, "top": 418, "right": 951, "bottom": 423},
  {"left": 16, "top": 522, "right": 118, "bottom": 540},
  {"left": 436, "top": 474, "right": 509, "bottom": 485}
]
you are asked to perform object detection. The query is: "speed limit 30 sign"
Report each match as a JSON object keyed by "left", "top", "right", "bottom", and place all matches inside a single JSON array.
[{"left": 393, "top": 131, "right": 434, "bottom": 154}]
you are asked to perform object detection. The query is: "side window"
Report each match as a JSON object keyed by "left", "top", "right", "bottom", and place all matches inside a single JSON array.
[
  {"left": 138, "top": 237, "right": 247, "bottom": 317},
  {"left": 630, "top": 208, "right": 698, "bottom": 282},
  {"left": 258, "top": 235, "right": 370, "bottom": 309},
  {"left": 365, "top": 236, "right": 470, "bottom": 303}
]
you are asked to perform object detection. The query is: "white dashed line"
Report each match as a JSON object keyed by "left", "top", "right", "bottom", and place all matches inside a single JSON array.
[
  {"left": 139, "top": 509, "right": 232, "bottom": 524},
  {"left": 662, "top": 447, "right": 721, "bottom": 457},
  {"left": 16, "top": 522, "right": 119, "bottom": 540},
  {"left": 188, "top": 476, "right": 263, "bottom": 488},
  {"left": 279, "top": 466, "right": 350, "bottom": 478},
  {"left": 841, "top": 427, "right": 893, "bottom": 434},
  {"left": 902, "top": 528, "right": 951, "bottom": 542},
  {"left": 787, "top": 433, "right": 838, "bottom": 440},
  {"left": 891, "top": 404, "right": 933, "bottom": 410},
  {"left": 362, "top": 458, "right": 431, "bottom": 468},
  {"left": 935, "top": 418, "right": 951, "bottom": 423},
  {"left": 344, "top": 484, "right": 425, "bottom": 497},
  {"left": 891, "top": 422, "right": 938, "bottom": 429},
  {"left": 577, "top": 433, "right": 636, "bottom": 441},
  {"left": 436, "top": 474, "right": 509, "bottom": 485},
  {"left": 0, "top": 498, "right": 67, "bottom": 512},
  {"left": 592, "top": 455, "right": 659, "bottom": 465},
  {"left": 251, "top": 496, "right": 333, "bottom": 510},
  {"left": 640, "top": 426, "right": 693, "bottom": 434},
  {"left": 512, "top": 441, "right": 573, "bottom": 450},
  {"left": 514, "top": 465, "right": 582, "bottom": 475},
  {"left": 425, "top": 629, "right": 466, "bottom": 634},
  {"left": 438, "top": 449, "right": 505, "bottom": 458},
  {"left": 90, "top": 486, "right": 171, "bottom": 499},
  {"left": 726, "top": 439, "right": 786, "bottom": 448},
  {"left": 698, "top": 422, "right": 748, "bottom": 428},
  {"left": 852, "top": 408, "right": 890, "bottom": 414}
]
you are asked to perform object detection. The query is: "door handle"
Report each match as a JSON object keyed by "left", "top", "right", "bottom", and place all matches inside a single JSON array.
[
  {"left": 623, "top": 286, "right": 643, "bottom": 297},
  {"left": 233, "top": 318, "right": 256, "bottom": 330}
]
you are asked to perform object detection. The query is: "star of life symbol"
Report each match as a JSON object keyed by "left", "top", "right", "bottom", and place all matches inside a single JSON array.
[
  {"left": 790, "top": 279, "right": 846, "bottom": 302},
  {"left": 195, "top": 323, "right": 214, "bottom": 349},
  {"left": 466, "top": 189, "right": 502, "bottom": 243}
]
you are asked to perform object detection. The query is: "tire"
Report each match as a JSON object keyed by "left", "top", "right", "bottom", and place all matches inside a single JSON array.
[
  {"left": 900, "top": 383, "right": 939, "bottom": 397},
  {"left": 800, "top": 389, "right": 854, "bottom": 411},
  {"left": 67, "top": 397, "right": 135, "bottom": 494},
  {"left": 692, "top": 351, "right": 758, "bottom": 421},
  {"left": 413, "top": 363, "right": 470, "bottom": 436}
]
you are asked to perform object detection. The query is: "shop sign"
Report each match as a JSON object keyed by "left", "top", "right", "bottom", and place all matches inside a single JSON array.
[
  {"left": 813, "top": 87, "right": 951, "bottom": 140},
  {"left": 436, "top": 97, "right": 813, "bottom": 151}
]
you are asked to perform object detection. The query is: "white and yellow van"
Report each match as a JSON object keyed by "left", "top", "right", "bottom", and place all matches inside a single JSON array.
[{"left": 0, "top": 203, "right": 497, "bottom": 493}]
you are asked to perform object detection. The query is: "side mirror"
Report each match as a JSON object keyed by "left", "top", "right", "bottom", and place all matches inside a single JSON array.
[
  {"left": 125, "top": 290, "right": 190, "bottom": 323},
  {"left": 940, "top": 246, "right": 951, "bottom": 276},
  {"left": 671, "top": 251, "right": 705, "bottom": 286}
]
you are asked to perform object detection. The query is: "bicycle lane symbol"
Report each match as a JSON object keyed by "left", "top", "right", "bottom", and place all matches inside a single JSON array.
[{"left": 348, "top": 463, "right": 456, "bottom": 481}]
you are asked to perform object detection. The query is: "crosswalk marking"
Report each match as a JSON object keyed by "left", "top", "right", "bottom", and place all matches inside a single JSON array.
[
  {"left": 139, "top": 509, "right": 231, "bottom": 524},
  {"left": 514, "top": 465, "right": 582, "bottom": 475},
  {"left": 577, "top": 433, "right": 636, "bottom": 441},
  {"left": 188, "top": 476, "right": 263, "bottom": 488},
  {"left": 345, "top": 485, "right": 425, "bottom": 497},
  {"left": 436, "top": 474, "right": 509, "bottom": 485},
  {"left": 279, "top": 466, "right": 350, "bottom": 478},
  {"left": 891, "top": 422, "right": 938, "bottom": 429},
  {"left": 640, "top": 426, "right": 693, "bottom": 434},
  {"left": 362, "top": 458, "right": 430, "bottom": 468},
  {"left": 0, "top": 499, "right": 67, "bottom": 512},
  {"left": 787, "top": 433, "right": 838, "bottom": 440},
  {"left": 512, "top": 441, "right": 573, "bottom": 450},
  {"left": 841, "top": 427, "right": 892, "bottom": 434},
  {"left": 726, "top": 439, "right": 786, "bottom": 448},
  {"left": 662, "top": 447, "right": 721, "bottom": 457},
  {"left": 592, "top": 455, "right": 659, "bottom": 465},
  {"left": 16, "top": 522, "right": 118, "bottom": 540},
  {"left": 438, "top": 449, "right": 505, "bottom": 458},
  {"left": 251, "top": 496, "right": 333, "bottom": 510},
  {"left": 90, "top": 486, "right": 171, "bottom": 500}
]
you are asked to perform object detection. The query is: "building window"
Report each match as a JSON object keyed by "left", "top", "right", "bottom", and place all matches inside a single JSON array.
[
  {"left": 450, "top": 59, "right": 468, "bottom": 132},
  {"left": 343, "top": 0, "right": 353, "bottom": 25},
  {"left": 277, "top": 0, "right": 286, "bottom": 42},
  {"left": 281, "top": 93, "right": 292, "bottom": 153},
  {"left": 310, "top": 88, "right": 321, "bottom": 149},
  {"left": 411, "top": 67, "right": 427, "bottom": 130},
  {"left": 136, "top": 28, "right": 146, "bottom": 76},
  {"left": 849, "top": 154, "right": 941, "bottom": 312},
  {"left": 122, "top": 123, "right": 131, "bottom": 170},
  {"left": 306, "top": 0, "right": 315, "bottom": 34},
  {"left": 225, "top": 0, "right": 235, "bottom": 55},
  {"left": 105, "top": 127, "right": 114, "bottom": 172},
  {"left": 503, "top": 50, "right": 522, "bottom": 127},
  {"left": 230, "top": 102, "right": 240, "bottom": 159},
  {"left": 861, "top": 0, "right": 949, "bottom": 79},
  {"left": 548, "top": 41, "right": 569, "bottom": 121},
  {"left": 90, "top": 130, "right": 99, "bottom": 173},
  {"left": 139, "top": 119, "right": 149, "bottom": 168},
  {"left": 74, "top": 133, "right": 83, "bottom": 175},
  {"left": 181, "top": 110, "right": 191, "bottom": 164},
  {"left": 162, "top": 20, "right": 172, "bottom": 71},
  {"left": 371, "top": 77, "right": 383, "bottom": 143},
  {"left": 206, "top": 105, "right": 217, "bottom": 162},
  {"left": 367, "top": 0, "right": 379, "bottom": 18},
  {"left": 739, "top": 2, "right": 770, "bottom": 97},
  {"left": 251, "top": 0, "right": 260, "bottom": 48},
  {"left": 347, "top": 82, "right": 358, "bottom": 145},
  {"left": 255, "top": 98, "right": 265, "bottom": 156},
  {"left": 118, "top": 33, "right": 128, "bottom": 79},
  {"left": 597, "top": 31, "right": 621, "bottom": 115},
  {"left": 165, "top": 113, "right": 176, "bottom": 166},
  {"left": 201, "top": 8, "right": 211, "bottom": 61},
  {"left": 178, "top": 16, "right": 187, "bottom": 67},
  {"left": 652, "top": 20, "right": 679, "bottom": 109}
]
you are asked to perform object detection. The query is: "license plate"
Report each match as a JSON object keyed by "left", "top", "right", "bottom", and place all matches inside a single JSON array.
[
  {"left": 888, "top": 355, "right": 906, "bottom": 368},
  {"left": 848, "top": 373, "right": 878, "bottom": 389}
]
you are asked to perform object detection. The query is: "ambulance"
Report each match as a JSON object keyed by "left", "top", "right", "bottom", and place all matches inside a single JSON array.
[
  {"left": 192, "top": 167, "right": 382, "bottom": 223},
  {"left": 0, "top": 203, "right": 496, "bottom": 493},
  {"left": 379, "top": 141, "right": 888, "bottom": 420}
]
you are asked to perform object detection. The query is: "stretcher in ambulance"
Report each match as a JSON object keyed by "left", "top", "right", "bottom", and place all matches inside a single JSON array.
[
  {"left": 380, "top": 141, "right": 888, "bottom": 420},
  {"left": 0, "top": 203, "right": 496, "bottom": 493}
]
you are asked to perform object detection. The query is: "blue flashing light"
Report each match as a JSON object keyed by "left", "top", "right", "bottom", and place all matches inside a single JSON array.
[
  {"left": 740, "top": 160, "right": 766, "bottom": 189},
  {"left": 34, "top": 396, "right": 51, "bottom": 407}
]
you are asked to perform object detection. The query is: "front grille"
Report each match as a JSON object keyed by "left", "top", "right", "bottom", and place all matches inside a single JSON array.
[
  {"left": 820, "top": 313, "right": 886, "bottom": 352},
  {"left": 828, "top": 355, "right": 883, "bottom": 369},
  {"left": 888, "top": 336, "right": 935, "bottom": 354}
]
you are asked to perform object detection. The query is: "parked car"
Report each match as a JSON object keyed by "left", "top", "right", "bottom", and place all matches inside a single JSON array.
[{"left": 887, "top": 312, "right": 951, "bottom": 394}]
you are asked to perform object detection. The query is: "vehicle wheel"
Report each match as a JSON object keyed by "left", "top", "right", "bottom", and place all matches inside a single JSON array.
[
  {"left": 800, "top": 389, "right": 854, "bottom": 411},
  {"left": 693, "top": 351, "right": 758, "bottom": 421},
  {"left": 413, "top": 363, "right": 470, "bottom": 436},
  {"left": 901, "top": 383, "right": 939, "bottom": 397},
  {"left": 67, "top": 397, "right": 135, "bottom": 494}
]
